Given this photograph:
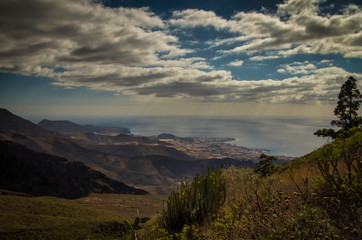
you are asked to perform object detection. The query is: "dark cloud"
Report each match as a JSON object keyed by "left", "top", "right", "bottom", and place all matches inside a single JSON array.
[{"left": 0, "top": 0, "right": 176, "bottom": 70}]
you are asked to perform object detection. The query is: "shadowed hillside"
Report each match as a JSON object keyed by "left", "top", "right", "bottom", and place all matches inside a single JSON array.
[{"left": 0, "top": 141, "right": 147, "bottom": 198}]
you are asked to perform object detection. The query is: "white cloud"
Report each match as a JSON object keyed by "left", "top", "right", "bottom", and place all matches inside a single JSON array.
[
  {"left": 276, "top": 0, "right": 320, "bottom": 16},
  {"left": 156, "top": 57, "right": 213, "bottom": 69},
  {"left": 227, "top": 60, "right": 244, "bottom": 67},
  {"left": 277, "top": 61, "right": 318, "bottom": 75},
  {"left": 231, "top": 1, "right": 362, "bottom": 57},
  {"left": 320, "top": 59, "right": 334, "bottom": 66},
  {"left": 249, "top": 55, "right": 281, "bottom": 61},
  {"left": 169, "top": 9, "right": 234, "bottom": 30},
  {"left": 165, "top": 1, "right": 362, "bottom": 58}
]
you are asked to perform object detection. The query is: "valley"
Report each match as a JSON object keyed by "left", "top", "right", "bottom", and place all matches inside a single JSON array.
[{"left": 0, "top": 108, "right": 262, "bottom": 187}]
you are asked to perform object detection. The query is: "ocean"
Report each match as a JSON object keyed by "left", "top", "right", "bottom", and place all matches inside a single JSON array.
[{"left": 81, "top": 115, "right": 331, "bottom": 157}]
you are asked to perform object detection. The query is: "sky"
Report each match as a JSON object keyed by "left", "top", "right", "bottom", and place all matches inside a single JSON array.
[{"left": 0, "top": 0, "right": 362, "bottom": 120}]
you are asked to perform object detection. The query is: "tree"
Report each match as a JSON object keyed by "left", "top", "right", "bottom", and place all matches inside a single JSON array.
[
  {"left": 332, "top": 76, "right": 362, "bottom": 129},
  {"left": 255, "top": 153, "right": 277, "bottom": 177},
  {"left": 314, "top": 76, "right": 361, "bottom": 139}
]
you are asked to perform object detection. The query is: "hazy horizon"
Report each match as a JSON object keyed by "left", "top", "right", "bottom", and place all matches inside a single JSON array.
[{"left": 16, "top": 112, "right": 330, "bottom": 157}]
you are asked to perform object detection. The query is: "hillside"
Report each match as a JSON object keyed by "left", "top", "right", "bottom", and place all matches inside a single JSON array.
[
  {"left": 143, "top": 128, "right": 362, "bottom": 240},
  {"left": 115, "top": 155, "right": 255, "bottom": 185},
  {"left": 0, "top": 108, "right": 255, "bottom": 186},
  {"left": 0, "top": 140, "right": 147, "bottom": 198},
  {"left": 0, "top": 108, "right": 51, "bottom": 137},
  {"left": 0, "top": 109, "right": 188, "bottom": 185},
  {"left": 38, "top": 119, "right": 130, "bottom": 135},
  {"left": 68, "top": 132, "right": 159, "bottom": 145}
]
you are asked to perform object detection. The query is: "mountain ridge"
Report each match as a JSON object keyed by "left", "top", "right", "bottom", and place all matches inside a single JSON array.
[
  {"left": 0, "top": 108, "right": 257, "bottom": 186},
  {"left": 38, "top": 119, "right": 130, "bottom": 135}
]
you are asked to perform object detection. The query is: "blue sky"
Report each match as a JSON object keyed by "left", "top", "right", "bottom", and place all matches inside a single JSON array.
[{"left": 0, "top": 0, "right": 361, "bottom": 119}]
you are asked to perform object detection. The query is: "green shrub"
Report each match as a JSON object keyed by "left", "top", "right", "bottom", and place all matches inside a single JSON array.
[
  {"left": 161, "top": 167, "right": 226, "bottom": 233},
  {"left": 265, "top": 205, "right": 335, "bottom": 240},
  {"left": 309, "top": 128, "right": 361, "bottom": 240}
]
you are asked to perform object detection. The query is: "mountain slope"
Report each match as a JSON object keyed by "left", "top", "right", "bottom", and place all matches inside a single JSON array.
[
  {"left": 38, "top": 119, "right": 130, "bottom": 135},
  {"left": 0, "top": 108, "right": 50, "bottom": 137},
  {"left": 68, "top": 132, "right": 159, "bottom": 144},
  {"left": 0, "top": 108, "right": 256, "bottom": 185},
  {"left": 0, "top": 140, "right": 147, "bottom": 198},
  {"left": 0, "top": 108, "right": 189, "bottom": 161}
]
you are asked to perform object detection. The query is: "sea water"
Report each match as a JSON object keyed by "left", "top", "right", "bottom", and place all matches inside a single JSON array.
[{"left": 82, "top": 116, "right": 331, "bottom": 157}]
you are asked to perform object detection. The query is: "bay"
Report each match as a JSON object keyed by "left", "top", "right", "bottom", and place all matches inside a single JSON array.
[{"left": 83, "top": 116, "right": 331, "bottom": 157}]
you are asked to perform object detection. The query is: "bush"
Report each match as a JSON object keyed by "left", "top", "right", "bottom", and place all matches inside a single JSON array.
[
  {"left": 161, "top": 167, "right": 226, "bottom": 233},
  {"left": 312, "top": 129, "right": 362, "bottom": 231}
]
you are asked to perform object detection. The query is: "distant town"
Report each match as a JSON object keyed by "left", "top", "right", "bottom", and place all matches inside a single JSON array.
[{"left": 157, "top": 135, "right": 294, "bottom": 162}]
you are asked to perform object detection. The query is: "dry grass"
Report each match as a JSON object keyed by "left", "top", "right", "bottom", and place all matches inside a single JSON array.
[
  {"left": 0, "top": 191, "right": 166, "bottom": 239},
  {"left": 75, "top": 192, "right": 167, "bottom": 220}
]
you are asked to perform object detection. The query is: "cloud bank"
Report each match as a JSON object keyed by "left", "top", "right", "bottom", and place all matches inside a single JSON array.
[{"left": 0, "top": 0, "right": 361, "bottom": 104}]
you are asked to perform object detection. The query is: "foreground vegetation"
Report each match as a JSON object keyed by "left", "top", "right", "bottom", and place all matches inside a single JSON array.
[
  {"left": 0, "top": 192, "right": 165, "bottom": 239},
  {"left": 2, "top": 128, "right": 360, "bottom": 239},
  {"left": 143, "top": 128, "right": 361, "bottom": 240}
]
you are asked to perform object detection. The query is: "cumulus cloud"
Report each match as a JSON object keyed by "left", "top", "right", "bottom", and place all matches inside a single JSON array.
[
  {"left": 276, "top": 0, "right": 320, "bottom": 16},
  {"left": 277, "top": 61, "right": 317, "bottom": 75},
  {"left": 0, "top": 0, "right": 183, "bottom": 73},
  {"left": 227, "top": 60, "right": 244, "bottom": 67},
  {"left": 229, "top": 0, "right": 362, "bottom": 57},
  {"left": 249, "top": 55, "right": 281, "bottom": 61},
  {"left": 122, "top": 65, "right": 362, "bottom": 104},
  {"left": 168, "top": 0, "right": 362, "bottom": 58},
  {"left": 169, "top": 9, "right": 234, "bottom": 30},
  {"left": 0, "top": 0, "right": 361, "bottom": 106}
]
